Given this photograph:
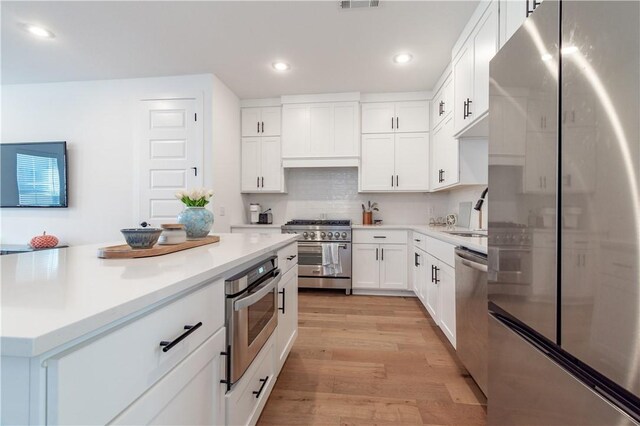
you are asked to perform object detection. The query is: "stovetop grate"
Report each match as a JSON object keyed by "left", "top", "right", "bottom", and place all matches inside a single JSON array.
[{"left": 284, "top": 219, "right": 351, "bottom": 226}]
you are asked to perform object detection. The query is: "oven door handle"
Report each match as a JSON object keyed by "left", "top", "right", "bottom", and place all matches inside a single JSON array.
[
  {"left": 298, "top": 242, "right": 349, "bottom": 249},
  {"left": 234, "top": 271, "right": 281, "bottom": 311}
]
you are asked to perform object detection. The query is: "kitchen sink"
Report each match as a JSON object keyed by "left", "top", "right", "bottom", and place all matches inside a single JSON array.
[{"left": 444, "top": 231, "right": 488, "bottom": 238}]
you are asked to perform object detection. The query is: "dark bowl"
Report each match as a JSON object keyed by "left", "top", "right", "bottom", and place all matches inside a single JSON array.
[{"left": 120, "top": 228, "right": 163, "bottom": 249}]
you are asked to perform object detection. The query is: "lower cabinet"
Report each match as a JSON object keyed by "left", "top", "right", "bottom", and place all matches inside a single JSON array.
[
  {"left": 111, "top": 327, "right": 226, "bottom": 425},
  {"left": 353, "top": 243, "right": 407, "bottom": 290},
  {"left": 276, "top": 267, "right": 298, "bottom": 373}
]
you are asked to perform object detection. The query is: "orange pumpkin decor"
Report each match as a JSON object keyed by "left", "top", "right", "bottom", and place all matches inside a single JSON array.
[{"left": 30, "top": 231, "right": 59, "bottom": 249}]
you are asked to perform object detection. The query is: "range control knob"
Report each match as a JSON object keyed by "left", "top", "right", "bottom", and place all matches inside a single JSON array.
[
  {"left": 320, "top": 232, "right": 326, "bottom": 238},
  {"left": 303, "top": 232, "right": 308, "bottom": 238},
  {"left": 341, "top": 232, "right": 347, "bottom": 239},
  {"left": 310, "top": 232, "right": 316, "bottom": 239},
  {"left": 327, "top": 232, "right": 333, "bottom": 238}
]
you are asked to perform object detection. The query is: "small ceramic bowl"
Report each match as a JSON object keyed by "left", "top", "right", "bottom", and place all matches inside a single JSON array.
[{"left": 120, "top": 228, "right": 163, "bottom": 249}]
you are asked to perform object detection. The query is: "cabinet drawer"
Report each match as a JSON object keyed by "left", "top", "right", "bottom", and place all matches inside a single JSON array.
[
  {"left": 226, "top": 335, "right": 276, "bottom": 426},
  {"left": 412, "top": 232, "right": 428, "bottom": 251},
  {"left": 278, "top": 242, "right": 299, "bottom": 274},
  {"left": 47, "top": 280, "right": 225, "bottom": 426},
  {"left": 353, "top": 229, "right": 407, "bottom": 244},
  {"left": 425, "top": 236, "right": 456, "bottom": 267}
]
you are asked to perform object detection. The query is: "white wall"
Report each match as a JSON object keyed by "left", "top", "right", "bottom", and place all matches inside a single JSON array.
[{"left": 1, "top": 73, "right": 241, "bottom": 245}]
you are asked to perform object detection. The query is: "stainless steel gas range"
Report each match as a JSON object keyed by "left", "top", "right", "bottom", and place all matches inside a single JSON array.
[{"left": 281, "top": 220, "right": 352, "bottom": 294}]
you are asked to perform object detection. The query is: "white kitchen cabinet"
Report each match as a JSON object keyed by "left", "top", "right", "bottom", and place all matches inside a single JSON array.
[
  {"left": 424, "top": 252, "right": 440, "bottom": 322},
  {"left": 453, "top": 1, "right": 499, "bottom": 136},
  {"left": 432, "top": 75, "right": 453, "bottom": 128},
  {"left": 500, "top": 0, "right": 544, "bottom": 48},
  {"left": 110, "top": 328, "right": 226, "bottom": 426},
  {"left": 353, "top": 243, "right": 407, "bottom": 290},
  {"left": 489, "top": 94, "right": 527, "bottom": 162},
  {"left": 242, "top": 107, "right": 281, "bottom": 137},
  {"left": 282, "top": 101, "right": 359, "bottom": 162},
  {"left": 431, "top": 115, "right": 459, "bottom": 190},
  {"left": 438, "top": 262, "right": 456, "bottom": 348},
  {"left": 276, "top": 267, "right": 298, "bottom": 373},
  {"left": 360, "top": 133, "right": 430, "bottom": 192},
  {"left": 241, "top": 137, "right": 284, "bottom": 193},
  {"left": 412, "top": 248, "right": 428, "bottom": 303},
  {"left": 379, "top": 244, "right": 408, "bottom": 290},
  {"left": 361, "top": 101, "right": 429, "bottom": 134}
]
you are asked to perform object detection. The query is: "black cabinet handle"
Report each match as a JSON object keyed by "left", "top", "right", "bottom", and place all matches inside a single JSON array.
[
  {"left": 261, "top": 177, "right": 264, "bottom": 188},
  {"left": 391, "top": 117, "right": 394, "bottom": 130},
  {"left": 253, "top": 376, "right": 269, "bottom": 398},
  {"left": 463, "top": 100, "right": 467, "bottom": 119},
  {"left": 286, "top": 254, "right": 297, "bottom": 261},
  {"left": 391, "top": 175, "right": 394, "bottom": 187},
  {"left": 261, "top": 121, "right": 264, "bottom": 133},
  {"left": 431, "top": 265, "right": 435, "bottom": 283},
  {"left": 220, "top": 345, "right": 231, "bottom": 391},
  {"left": 414, "top": 239, "right": 421, "bottom": 242},
  {"left": 279, "top": 288, "right": 286, "bottom": 313},
  {"left": 396, "top": 175, "right": 399, "bottom": 187},
  {"left": 373, "top": 236, "right": 387, "bottom": 239},
  {"left": 381, "top": 248, "right": 384, "bottom": 261},
  {"left": 257, "top": 177, "right": 260, "bottom": 188},
  {"left": 376, "top": 248, "right": 379, "bottom": 261},
  {"left": 160, "top": 322, "right": 203, "bottom": 353},
  {"left": 415, "top": 252, "right": 420, "bottom": 267},
  {"left": 434, "top": 266, "right": 440, "bottom": 284},
  {"left": 526, "top": 0, "right": 540, "bottom": 17},
  {"left": 466, "top": 98, "right": 472, "bottom": 117},
  {"left": 257, "top": 122, "right": 260, "bottom": 133},
  {"left": 396, "top": 117, "right": 399, "bottom": 129}
]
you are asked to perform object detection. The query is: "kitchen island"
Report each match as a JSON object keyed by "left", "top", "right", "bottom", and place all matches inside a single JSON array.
[{"left": 1, "top": 233, "right": 299, "bottom": 425}]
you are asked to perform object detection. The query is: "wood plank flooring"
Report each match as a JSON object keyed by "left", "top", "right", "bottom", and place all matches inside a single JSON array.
[{"left": 258, "top": 290, "right": 487, "bottom": 426}]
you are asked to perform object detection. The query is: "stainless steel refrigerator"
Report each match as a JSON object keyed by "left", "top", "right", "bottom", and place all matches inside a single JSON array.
[{"left": 488, "top": 0, "right": 640, "bottom": 424}]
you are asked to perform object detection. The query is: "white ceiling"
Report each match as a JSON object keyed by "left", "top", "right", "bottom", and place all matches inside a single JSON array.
[{"left": 1, "top": 1, "right": 478, "bottom": 99}]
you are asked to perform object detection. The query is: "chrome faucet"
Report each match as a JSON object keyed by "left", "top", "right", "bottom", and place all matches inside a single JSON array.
[{"left": 474, "top": 187, "right": 488, "bottom": 230}]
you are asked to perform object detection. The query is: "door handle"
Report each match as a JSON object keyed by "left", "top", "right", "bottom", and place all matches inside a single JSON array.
[
  {"left": 391, "top": 117, "right": 394, "bottom": 130},
  {"left": 279, "top": 288, "right": 286, "bottom": 313},
  {"left": 257, "top": 176, "right": 260, "bottom": 188},
  {"left": 434, "top": 266, "right": 440, "bottom": 284},
  {"left": 261, "top": 121, "right": 264, "bottom": 133},
  {"left": 376, "top": 248, "right": 379, "bottom": 261},
  {"left": 391, "top": 175, "right": 394, "bottom": 187},
  {"left": 381, "top": 248, "right": 384, "bottom": 261},
  {"left": 431, "top": 265, "right": 435, "bottom": 283},
  {"left": 261, "top": 176, "right": 264, "bottom": 188},
  {"left": 191, "top": 167, "right": 198, "bottom": 177},
  {"left": 253, "top": 376, "right": 269, "bottom": 398},
  {"left": 159, "top": 322, "right": 203, "bottom": 353},
  {"left": 396, "top": 175, "right": 399, "bottom": 187},
  {"left": 466, "top": 98, "right": 472, "bottom": 116},
  {"left": 257, "top": 122, "right": 260, "bottom": 133},
  {"left": 463, "top": 100, "right": 468, "bottom": 119},
  {"left": 396, "top": 117, "right": 399, "bottom": 129}
]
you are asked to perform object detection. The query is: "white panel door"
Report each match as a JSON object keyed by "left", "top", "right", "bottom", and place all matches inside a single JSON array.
[
  {"left": 394, "top": 133, "right": 429, "bottom": 191},
  {"left": 261, "top": 107, "right": 281, "bottom": 136},
  {"left": 453, "top": 45, "right": 474, "bottom": 135},
  {"left": 282, "top": 104, "right": 310, "bottom": 157},
  {"left": 139, "top": 98, "right": 202, "bottom": 224},
  {"left": 379, "top": 244, "right": 407, "bottom": 290},
  {"left": 472, "top": 1, "right": 499, "bottom": 119},
  {"left": 360, "top": 134, "right": 395, "bottom": 191},
  {"left": 334, "top": 102, "right": 359, "bottom": 156},
  {"left": 352, "top": 244, "right": 380, "bottom": 289},
  {"left": 361, "top": 102, "right": 395, "bottom": 134},
  {"left": 309, "top": 104, "right": 334, "bottom": 156},
  {"left": 241, "top": 138, "right": 261, "bottom": 192},
  {"left": 425, "top": 253, "right": 440, "bottom": 323},
  {"left": 395, "top": 101, "right": 429, "bottom": 133},
  {"left": 260, "top": 137, "right": 282, "bottom": 192},
  {"left": 438, "top": 262, "right": 456, "bottom": 348},
  {"left": 241, "top": 108, "right": 261, "bottom": 137}
]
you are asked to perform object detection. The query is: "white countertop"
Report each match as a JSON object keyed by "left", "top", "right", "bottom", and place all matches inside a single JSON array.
[
  {"left": 1, "top": 233, "right": 298, "bottom": 357},
  {"left": 230, "top": 223, "right": 283, "bottom": 229},
  {"left": 352, "top": 224, "right": 487, "bottom": 254}
]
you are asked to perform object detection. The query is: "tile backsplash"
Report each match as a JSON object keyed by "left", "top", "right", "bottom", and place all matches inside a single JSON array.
[{"left": 242, "top": 168, "right": 488, "bottom": 227}]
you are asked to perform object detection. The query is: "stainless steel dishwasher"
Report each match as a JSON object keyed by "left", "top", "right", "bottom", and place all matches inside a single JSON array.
[{"left": 455, "top": 247, "right": 488, "bottom": 396}]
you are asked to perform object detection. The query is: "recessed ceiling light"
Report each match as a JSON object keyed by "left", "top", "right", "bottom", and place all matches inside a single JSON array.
[
  {"left": 24, "top": 24, "right": 55, "bottom": 39},
  {"left": 272, "top": 62, "right": 291, "bottom": 72},
  {"left": 393, "top": 53, "right": 413, "bottom": 64},
  {"left": 561, "top": 45, "right": 579, "bottom": 55}
]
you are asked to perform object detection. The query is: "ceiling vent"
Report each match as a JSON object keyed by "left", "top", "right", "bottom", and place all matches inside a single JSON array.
[{"left": 339, "top": 0, "right": 380, "bottom": 10}]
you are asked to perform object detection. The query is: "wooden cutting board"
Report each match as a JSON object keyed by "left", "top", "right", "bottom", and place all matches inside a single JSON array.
[{"left": 98, "top": 235, "right": 220, "bottom": 259}]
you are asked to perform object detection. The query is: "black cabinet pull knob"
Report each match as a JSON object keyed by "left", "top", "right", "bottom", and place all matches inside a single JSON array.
[
  {"left": 159, "top": 322, "right": 203, "bottom": 353},
  {"left": 279, "top": 288, "right": 286, "bottom": 313},
  {"left": 253, "top": 376, "right": 269, "bottom": 398}
]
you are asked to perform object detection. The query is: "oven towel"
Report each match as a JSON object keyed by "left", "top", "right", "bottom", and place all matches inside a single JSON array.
[{"left": 322, "top": 243, "right": 342, "bottom": 275}]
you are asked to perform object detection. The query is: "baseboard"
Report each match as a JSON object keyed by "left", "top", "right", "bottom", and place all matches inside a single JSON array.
[{"left": 351, "top": 289, "right": 417, "bottom": 297}]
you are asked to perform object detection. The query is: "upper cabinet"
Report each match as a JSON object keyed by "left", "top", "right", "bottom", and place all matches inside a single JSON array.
[
  {"left": 500, "top": 0, "right": 544, "bottom": 48},
  {"left": 432, "top": 74, "right": 453, "bottom": 128},
  {"left": 453, "top": 1, "right": 499, "bottom": 136},
  {"left": 361, "top": 101, "right": 429, "bottom": 134},
  {"left": 282, "top": 101, "right": 359, "bottom": 165},
  {"left": 360, "top": 133, "right": 430, "bottom": 192},
  {"left": 241, "top": 107, "right": 281, "bottom": 137},
  {"left": 241, "top": 137, "right": 285, "bottom": 193}
]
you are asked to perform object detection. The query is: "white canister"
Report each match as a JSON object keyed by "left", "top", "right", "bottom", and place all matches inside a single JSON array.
[{"left": 158, "top": 224, "right": 187, "bottom": 245}]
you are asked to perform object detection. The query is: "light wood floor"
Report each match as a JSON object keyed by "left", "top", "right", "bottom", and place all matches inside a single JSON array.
[{"left": 257, "top": 290, "right": 487, "bottom": 426}]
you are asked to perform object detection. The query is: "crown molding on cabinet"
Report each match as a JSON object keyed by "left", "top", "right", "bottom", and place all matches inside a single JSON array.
[
  {"left": 280, "top": 92, "right": 361, "bottom": 104},
  {"left": 360, "top": 91, "right": 432, "bottom": 103}
]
